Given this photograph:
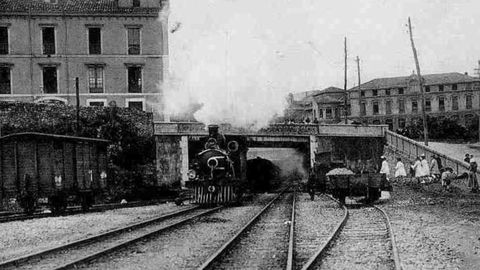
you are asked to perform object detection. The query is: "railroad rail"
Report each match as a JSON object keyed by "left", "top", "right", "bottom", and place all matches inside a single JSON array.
[
  {"left": 301, "top": 199, "right": 402, "bottom": 270},
  {"left": 198, "top": 188, "right": 292, "bottom": 270},
  {"left": 0, "top": 199, "right": 172, "bottom": 223},
  {"left": 0, "top": 205, "right": 216, "bottom": 270}
]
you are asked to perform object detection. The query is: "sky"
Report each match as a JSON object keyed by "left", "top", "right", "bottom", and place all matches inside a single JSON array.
[{"left": 161, "top": 0, "right": 480, "bottom": 127}]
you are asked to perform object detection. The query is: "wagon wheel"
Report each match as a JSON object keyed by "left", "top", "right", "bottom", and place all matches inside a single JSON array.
[{"left": 50, "top": 193, "right": 67, "bottom": 215}]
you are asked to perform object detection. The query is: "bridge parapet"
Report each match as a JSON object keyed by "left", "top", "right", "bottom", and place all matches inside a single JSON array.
[{"left": 154, "top": 122, "right": 387, "bottom": 137}]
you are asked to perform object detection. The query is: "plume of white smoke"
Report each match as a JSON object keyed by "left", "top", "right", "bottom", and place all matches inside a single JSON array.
[{"left": 160, "top": 0, "right": 321, "bottom": 129}]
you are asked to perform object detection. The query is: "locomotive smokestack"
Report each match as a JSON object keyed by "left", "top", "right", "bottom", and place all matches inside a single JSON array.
[{"left": 208, "top": 124, "right": 219, "bottom": 136}]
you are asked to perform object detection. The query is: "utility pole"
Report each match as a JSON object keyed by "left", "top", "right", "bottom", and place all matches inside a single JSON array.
[
  {"left": 75, "top": 77, "right": 80, "bottom": 136},
  {"left": 474, "top": 60, "right": 480, "bottom": 78},
  {"left": 408, "top": 17, "right": 428, "bottom": 146},
  {"left": 344, "top": 37, "right": 348, "bottom": 124},
  {"left": 356, "top": 56, "right": 362, "bottom": 122}
]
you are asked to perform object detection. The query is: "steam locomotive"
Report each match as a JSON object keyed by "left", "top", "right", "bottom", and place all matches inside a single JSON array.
[{"left": 185, "top": 125, "right": 247, "bottom": 206}]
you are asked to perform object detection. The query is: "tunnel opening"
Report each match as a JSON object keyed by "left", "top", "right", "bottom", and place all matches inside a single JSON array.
[{"left": 247, "top": 147, "right": 309, "bottom": 192}]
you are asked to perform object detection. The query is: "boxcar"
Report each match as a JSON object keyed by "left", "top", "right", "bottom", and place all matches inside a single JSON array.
[{"left": 0, "top": 132, "right": 109, "bottom": 213}]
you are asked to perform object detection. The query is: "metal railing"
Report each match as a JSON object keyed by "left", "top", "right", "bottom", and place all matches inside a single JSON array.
[{"left": 385, "top": 130, "right": 477, "bottom": 185}]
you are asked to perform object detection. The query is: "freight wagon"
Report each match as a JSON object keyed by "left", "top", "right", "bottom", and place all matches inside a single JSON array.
[
  {"left": 0, "top": 133, "right": 109, "bottom": 213},
  {"left": 314, "top": 136, "right": 391, "bottom": 204}
]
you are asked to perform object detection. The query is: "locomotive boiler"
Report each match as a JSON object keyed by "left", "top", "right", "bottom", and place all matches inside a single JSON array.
[{"left": 185, "top": 125, "right": 247, "bottom": 206}]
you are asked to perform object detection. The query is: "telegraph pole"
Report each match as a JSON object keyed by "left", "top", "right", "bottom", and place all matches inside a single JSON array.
[
  {"left": 75, "top": 77, "right": 80, "bottom": 136},
  {"left": 408, "top": 17, "right": 429, "bottom": 146},
  {"left": 344, "top": 37, "right": 348, "bottom": 124},
  {"left": 356, "top": 56, "right": 362, "bottom": 122}
]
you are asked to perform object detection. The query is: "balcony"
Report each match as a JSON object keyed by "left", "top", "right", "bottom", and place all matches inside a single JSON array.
[
  {"left": 43, "top": 43, "right": 55, "bottom": 55},
  {"left": 0, "top": 42, "right": 8, "bottom": 54},
  {"left": 0, "top": 82, "right": 10, "bottom": 94},
  {"left": 89, "top": 43, "right": 101, "bottom": 54},
  {"left": 128, "top": 44, "right": 140, "bottom": 55}
]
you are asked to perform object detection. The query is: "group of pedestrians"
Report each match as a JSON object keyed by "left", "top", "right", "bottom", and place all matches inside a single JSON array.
[{"left": 385, "top": 152, "right": 479, "bottom": 192}]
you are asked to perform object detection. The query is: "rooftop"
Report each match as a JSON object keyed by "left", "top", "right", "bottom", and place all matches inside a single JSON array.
[
  {"left": 0, "top": 0, "right": 164, "bottom": 16},
  {"left": 350, "top": 72, "right": 480, "bottom": 91}
]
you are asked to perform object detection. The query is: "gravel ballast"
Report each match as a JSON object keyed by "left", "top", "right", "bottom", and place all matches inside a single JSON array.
[
  {"left": 385, "top": 183, "right": 480, "bottom": 270},
  {"left": 294, "top": 193, "right": 344, "bottom": 270},
  {"left": 0, "top": 202, "right": 188, "bottom": 262},
  {"left": 78, "top": 193, "right": 278, "bottom": 270}
]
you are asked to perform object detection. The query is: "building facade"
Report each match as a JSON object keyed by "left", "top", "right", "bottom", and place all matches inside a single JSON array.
[
  {"left": 284, "top": 87, "right": 348, "bottom": 124},
  {"left": 349, "top": 72, "right": 480, "bottom": 130},
  {"left": 0, "top": 0, "right": 168, "bottom": 112}
]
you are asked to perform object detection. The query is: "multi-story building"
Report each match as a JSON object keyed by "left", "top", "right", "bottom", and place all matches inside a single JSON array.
[
  {"left": 284, "top": 87, "right": 348, "bottom": 123},
  {"left": 0, "top": 0, "right": 168, "bottom": 112},
  {"left": 349, "top": 72, "right": 480, "bottom": 130}
]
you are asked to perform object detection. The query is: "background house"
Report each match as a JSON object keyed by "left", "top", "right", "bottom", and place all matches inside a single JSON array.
[{"left": 0, "top": 0, "right": 168, "bottom": 112}]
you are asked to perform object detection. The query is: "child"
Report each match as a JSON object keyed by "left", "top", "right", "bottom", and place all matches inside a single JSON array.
[{"left": 395, "top": 157, "right": 407, "bottom": 178}]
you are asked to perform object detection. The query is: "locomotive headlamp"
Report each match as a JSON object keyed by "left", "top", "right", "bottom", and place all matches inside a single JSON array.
[
  {"left": 188, "top": 169, "right": 197, "bottom": 180},
  {"left": 227, "top": 140, "right": 239, "bottom": 152},
  {"left": 207, "top": 157, "right": 219, "bottom": 169}
]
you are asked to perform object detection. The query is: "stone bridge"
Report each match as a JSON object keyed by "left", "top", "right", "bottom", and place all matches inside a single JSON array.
[{"left": 154, "top": 122, "right": 388, "bottom": 187}]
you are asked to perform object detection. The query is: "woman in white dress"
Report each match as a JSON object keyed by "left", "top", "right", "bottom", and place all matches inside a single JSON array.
[{"left": 395, "top": 157, "right": 407, "bottom": 178}]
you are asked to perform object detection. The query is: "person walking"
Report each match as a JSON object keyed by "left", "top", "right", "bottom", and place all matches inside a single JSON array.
[
  {"left": 394, "top": 157, "right": 407, "bottom": 178},
  {"left": 420, "top": 154, "right": 430, "bottom": 183},
  {"left": 380, "top": 156, "right": 390, "bottom": 181},
  {"left": 430, "top": 154, "right": 441, "bottom": 181},
  {"left": 468, "top": 156, "right": 479, "bottom": 193},
  {"left": 464, "top": 154, "right": 471, "bottom": 164},
  {"left": 411, "top": 157, "right": 422, "bottom": 182}
]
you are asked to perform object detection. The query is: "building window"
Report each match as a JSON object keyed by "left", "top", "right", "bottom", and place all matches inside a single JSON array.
[
  {"left": 452, "top": 84, "right": 457, "bottom": 90},
  {"left": 0, "top": 27, "right": 8, "bottom": 54},
  {"left": 386, "top": 100, "right": 392, "bottom": 115},
  {"left": 126, "top": 98, "right": 145, "bottom": 111},
  {"left": 88, "top": 66, "right": 104, "bottom": 93},
  {"left": 373, "top": 101, "right": 379, "bottom": 115},
  {"left": 360, "top": 102, "right": 366, "bottom": 116},
  {"left": 438, "top": 97, "right": 445, "bottom": 112},
  {"left": 42, "top": 66, "right": 57, "bottom": 94},
  {"left": 326, "top": 108, "right": 332, "bottom": 119},
  {"left": 360, "top": 90, "right": 365, "bottom": 97},
  {"left": 133, "top": 0, "right": 140, "bottom": 7},
  {"left": 398, "top": 88, "right": 404, "bottom": 95},
  {"left": 425, "top": 86, "right": 430, "bottom": 93},
  {"left": 87, "top": 99, "right": 106, "bottom": 107},
  {"left": 438, "top": 85, "right": 444, "bottom": 92},
  {"left": 372, "top": 90, "right": 378, "bottom": 97},
  {"left": 319, "top": 109, "right": 323, "bottom": 118},
  {"left": 398, "top": 99, "right": 405, "bottom": 114},
  {"left": 398, "top": 118, "right": 406, "bottom": 129},
  {"left": 0, "top": 66, "right": 11, "bottom": 94},
  {"left": 385, "top": 89, "right": 391, "bottom": 96},
  {"left": 42, "top": 27, "right": 55, "bottom": 55},
  {"left": 88, "top": 27, "right": 101, "bottom": 54},
  {"left": 452, "top": 96, "right": 458, "bottom": 111},
  {"left": 127, "top": 27, "right": 141, "bottom": 55},
  {"left": 412, "top": 100, "right": 418, "bottom": 113},
  {"left": 127, "top": 66, "right": 142, "bottom": 93},
  {"left": 466, "top": 83, "right": 472, "bottom": 90},
  {"left": 425, "top": 99, "right": 431, "bottom": 112},
  {"left": 466, "top": 95, "right": 473, "bottom": 109}
]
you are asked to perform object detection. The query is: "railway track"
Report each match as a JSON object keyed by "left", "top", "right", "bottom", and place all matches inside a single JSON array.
[
  {"left": 301, "top": 199, "right": 401, "bottom": 270},
  {"left": 198, "top": 191, "right": 401, "bottom": 270},
  {"left": 0, "top": 199, "right": 172, "bottom": 223},
  {"left": 198, "top": 190, "right": 294, "bottom": 270},
  {"left": 0, "top": 205, "right": 214, "bottom": 270}
]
